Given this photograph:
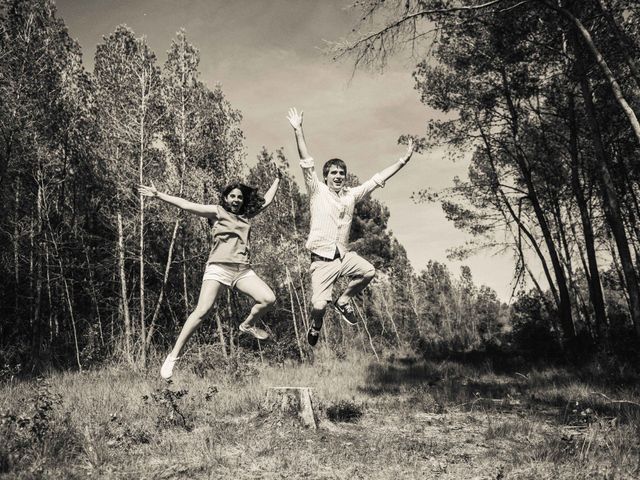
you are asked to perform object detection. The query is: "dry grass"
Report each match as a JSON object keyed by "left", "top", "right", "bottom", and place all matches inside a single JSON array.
[{"left": 1, "top": 348, "right": 639, "bottom": 479}]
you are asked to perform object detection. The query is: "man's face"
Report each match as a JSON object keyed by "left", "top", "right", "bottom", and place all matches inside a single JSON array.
[{"left": 325, "top": 165, "right": 346, "bottom": 193}]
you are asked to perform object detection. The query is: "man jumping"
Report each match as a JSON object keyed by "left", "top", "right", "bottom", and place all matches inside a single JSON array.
[{"left": 287, "top": 107, "right": 414, "bottom": 346}]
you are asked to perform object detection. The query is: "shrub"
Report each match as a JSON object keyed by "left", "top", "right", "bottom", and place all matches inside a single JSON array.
[
  {"left": 142, "top": 387, "right": 194, "bottom": 431},
  {"left": 0, "top": 379, "right": 81, "bottom": 474},
  {"left": 325, "top": 400, "right": 364, "bottom": 423}
]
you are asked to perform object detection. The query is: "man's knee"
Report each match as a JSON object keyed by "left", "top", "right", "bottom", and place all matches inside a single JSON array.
[
  {"left": 311, "top": 300, "right": 328, "bottom": 313},
  {"left": 362, "top": 266, "right": 376, "bottom": 282}
]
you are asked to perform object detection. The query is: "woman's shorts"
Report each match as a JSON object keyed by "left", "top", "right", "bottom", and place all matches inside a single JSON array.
[{"left": 203, "top": 263, "right": 256, "bottom": 288}]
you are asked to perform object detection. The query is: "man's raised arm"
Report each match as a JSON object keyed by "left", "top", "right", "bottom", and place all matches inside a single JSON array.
[
  {"left": 287, "top": 107, "right": 312, "bottom": 161},
  {"left": 377, "top": 138, "right": 415, "bottom": 183},
  {"left": 351, "top": 139, "right": 415, "bottom": 204},
  {"left": 287, "top": 107, "right": 319, "bottom": 193}
]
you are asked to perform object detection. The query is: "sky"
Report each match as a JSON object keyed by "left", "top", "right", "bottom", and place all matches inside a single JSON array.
[{"left": 55, "top": 0, "right": 518, "bottom": 300}]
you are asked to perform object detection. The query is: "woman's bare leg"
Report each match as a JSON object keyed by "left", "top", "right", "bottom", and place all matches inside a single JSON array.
[
  {"left": 234, "top": 275, "right": 276, "bottom": 328},
  {"left": 169, "top": 279, "right": 224, "bottom": 358}
]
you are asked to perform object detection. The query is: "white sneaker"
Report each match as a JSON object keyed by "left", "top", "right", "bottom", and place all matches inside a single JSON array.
[
  {"left": 239, "top": 323, "right": 269, "bottom": 340},
  {"left": 160, "top": 354, "right": 179, "bottom": 380}
]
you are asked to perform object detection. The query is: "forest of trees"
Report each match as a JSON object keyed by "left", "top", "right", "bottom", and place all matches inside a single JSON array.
[
  {"left": 2, "top": 0, "right": 639, "bottom": 374},
  {"left": 332, "top": 0, "right": 640, "bottom": 358}
]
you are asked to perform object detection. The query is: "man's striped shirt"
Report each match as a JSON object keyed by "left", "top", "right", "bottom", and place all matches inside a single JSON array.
[{"left": 300, "top": 157, "right": 385, "bottom": 259}]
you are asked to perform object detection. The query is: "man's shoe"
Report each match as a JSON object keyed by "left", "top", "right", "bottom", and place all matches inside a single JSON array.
[
  {"left": 160, "top": 354, "right": 180, "bottom": 380},
  {"left": 307, "top": 326, "right": 321, "bottom": 346},
  {"left": 334, "top": 301, "right": 358, "bottom": 325},
  {"left": 240, "top": 323, "right": 269, "bottom": 340}
]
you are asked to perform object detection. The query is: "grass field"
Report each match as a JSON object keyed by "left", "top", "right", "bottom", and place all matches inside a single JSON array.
[{"left": 1, "top": 346, "right": 639, "bottom": 479}]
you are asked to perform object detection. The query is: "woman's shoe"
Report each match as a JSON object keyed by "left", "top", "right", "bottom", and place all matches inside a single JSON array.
[
  {"left": 239, "top": 323, "right": 269, "bottom": 340},
  {"left": 160, "top": 354, "right": 180, "bottom": 380}
]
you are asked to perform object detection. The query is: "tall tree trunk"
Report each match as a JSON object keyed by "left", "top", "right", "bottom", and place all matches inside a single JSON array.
[
  {"left": 379, "top": 286, "right": 402, "bottom": 346},
  {"left": 29, "top": 202, "right": 35, "bottom": 327},
  {"left": 117, "top": 211, "right": 132, "bottom": 362},
  {"left": 477, "top": 120, "right": 561, "bottom": 306},
  {"left": 579, "top": 72, "right": 640, "bottom": 337},
  {"left": 138, "top": 71, "right": 148, "bottom": 365},
  {"left": 146, "top": 220, "right": 180, "bottom": 348},
  {"left": 354, "top": 299, "right": 379, "bottom": 361},
  {"left": 182, "top": 246, "right": 190, "bottom": 315},
  {"left": 286, "top": 181, "right": 310, "bottom": 329},
  {"left": 408, "top": 276, "right": 423, "bottom": 337},
  {"left": 285, "top": 265, "right": 305, "bottom": 360},
  {"left": 139, "top": 177, "right": 146, "bottom": 363},
  {"left": 548, "top": 1, "right": 640, "bottom": 145},
  {"left": 500, "top": 69, "right": 575, "bottom": 341},
  {"left": 596, "top": 0, "right": 640, "bottom": 88},
  {"left": 215, "top": 312, "right": 228, "bottom": 358},
  {"left": 226, "top": 289, "right": 236, "bottom": 355},
  {"left": 32, "top": 178, "right": 43, "bottom": 360},
  {"left": 44, "top": 216, "right": 82, "bottom": 370},
  {"left": 13, "top": 177, "right": 20, "bottom": 316},
  {"left": 609, "top": 235, "right": 631, "bottom": 311},
  {"left": 83, "top": 243, "right": 104, "bottom": 346},
  {"left": 516, "top": 154, "right": 574, "bottom": 341},
  {"left": 568, "top": 92, "right": 608, "bottom": 339},
  {"left": 44, "top": 239, "right": 57, "bottom": 342}
]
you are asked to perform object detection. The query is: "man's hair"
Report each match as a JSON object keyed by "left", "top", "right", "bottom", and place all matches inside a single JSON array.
[
  {"left": 322, "top": 158, "right": 347, "bottom": 180},
  {"left": 219, "top": 182, "right": 265, "bottom": 217}
]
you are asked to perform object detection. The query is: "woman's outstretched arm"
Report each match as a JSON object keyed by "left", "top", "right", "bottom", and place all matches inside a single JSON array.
[{"left": 139, "top": 183, "right": 218, "bottom": 219}]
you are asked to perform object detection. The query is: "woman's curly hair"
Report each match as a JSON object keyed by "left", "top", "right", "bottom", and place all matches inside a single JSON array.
[{"left": 219, "top": 183, "right": 265, "bottom": 217}]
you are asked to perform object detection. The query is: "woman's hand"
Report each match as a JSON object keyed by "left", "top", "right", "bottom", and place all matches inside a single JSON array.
[
  {"left": 275, "top": 154, "right": 288, "bottom": 178},
  {"left": 138, "top": 182, "right": 158, "bottom": 198}
]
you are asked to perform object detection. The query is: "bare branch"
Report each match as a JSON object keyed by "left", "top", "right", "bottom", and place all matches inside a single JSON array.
[
  {"left": 590, "top": 392, "right": 640, "bottom": 408},
  {"left": 332, "top": 0, "right": 511, "bottom": 69}
]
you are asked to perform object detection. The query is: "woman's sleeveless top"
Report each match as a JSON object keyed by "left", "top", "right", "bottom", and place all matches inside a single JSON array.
[{"left": 207, "top": 206, "right": 251, "bottom": 265}]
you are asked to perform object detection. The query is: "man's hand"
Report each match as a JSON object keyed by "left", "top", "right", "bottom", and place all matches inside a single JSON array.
[
  {"left": 287, "top": 107, "right": 303, "bottom": 130},
  {"left": 400, "top": 138, "right": 415, "bottom": 165}
]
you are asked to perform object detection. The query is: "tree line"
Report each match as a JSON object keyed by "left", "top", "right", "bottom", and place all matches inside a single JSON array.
[
  {"left": 5, "top": 0, "right": 635, "bottom": 375},
  {"left": 331, "top": 0, "right": 640, "bottom": 358}
]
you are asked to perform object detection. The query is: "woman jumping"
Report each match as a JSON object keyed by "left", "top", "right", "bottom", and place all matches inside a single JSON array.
[{"left": 138, "top": 161, "right": 284, "bottom": 380}]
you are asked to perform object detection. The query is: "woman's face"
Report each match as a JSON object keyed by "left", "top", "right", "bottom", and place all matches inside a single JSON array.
[{"left": 225, "top": 188, "right": 244, "bottom": 213}]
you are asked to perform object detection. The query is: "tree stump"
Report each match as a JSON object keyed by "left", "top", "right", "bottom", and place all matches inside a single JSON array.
[{"left": 265, "top": 387, "right": 317, "bottom": 429}]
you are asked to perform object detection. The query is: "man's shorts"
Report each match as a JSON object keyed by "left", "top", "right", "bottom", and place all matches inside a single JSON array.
[
  {"left": 310, "top": 251, "right": 375, "bottom": 304},
  {"left": 203, "top": 263, "right": 256, "bottom": 288}
]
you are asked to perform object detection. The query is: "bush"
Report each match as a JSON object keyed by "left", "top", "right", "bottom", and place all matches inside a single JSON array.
[
  {"left": 325, "top": 400, "right": 364, "bottom": 423},
  {"left": 142, "top": 387, "right": 194, "bottom": 431},
  {"left": 189, "top": 344, "right": 260, "bottom": 383},
  {"left": 0, "top": 379, "right": 81, "bottom": 474},
  {"left": 509, "top": 291, "right": 562, "bottom": 360}
]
